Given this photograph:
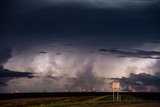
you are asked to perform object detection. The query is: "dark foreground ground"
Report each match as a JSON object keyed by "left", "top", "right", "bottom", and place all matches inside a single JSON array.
[
  {"left": 0, "top": 92, "right": 160, "bottom": 107},
  {"left": 0, "top": 92, "right": 160, "bottom": 100},
  {"left": 75, "top": 102, "right": 160, "bottom": 107}
]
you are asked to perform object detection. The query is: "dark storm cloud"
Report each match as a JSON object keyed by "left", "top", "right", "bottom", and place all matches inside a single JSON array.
[
  {"left": 1, "top": 0, "right": 160, "bottom": 92},
  {"left": 2, "top": 0, "right": 160, "bottom": 49},
  {"left": 99, "top": 49, "right": 160, "bottom": 59},
  {"left": 38, "top": 51, "right": 47, "bottom": 54},
  {"left": 114, "top": 72, "right": 160, "bottom": 91},
  {"left": 0, "top": 66, "right": 33, "bottom": 86},
  {"left": 65, "top": 43, "right": 73, "bottom": 46},
  {"left": 56, "top": 53, "right": 62, "bottom": 55},
  {"left": 0, "top": 45, "right": 12, "bottom": 65},
  {"left": 0, "top": 66, "right": 33, "bottom": 78},
  {"left": 45, "top": 74, "right": 69, "bottom": 81},
  {"left": 11, "top": 8, "right": 160, "bottom": 36},
  {"left": 0, "top": 44, "right": 33, "bottom": 86},
  {"left": 148, "top": 40, "right": 160, "bottom": 44},
  {"left": 30, "top": 0, "right": 160, "bottom": 8}
]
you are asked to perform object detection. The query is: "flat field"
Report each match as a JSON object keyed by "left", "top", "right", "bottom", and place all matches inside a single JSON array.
[{"left": 0, "top": 92, "right": 159, "bottom": 107}]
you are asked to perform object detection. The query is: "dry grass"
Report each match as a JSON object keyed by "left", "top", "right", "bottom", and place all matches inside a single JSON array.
[{"left": 0, "top": 95, "right": 144, "bottom": 107}]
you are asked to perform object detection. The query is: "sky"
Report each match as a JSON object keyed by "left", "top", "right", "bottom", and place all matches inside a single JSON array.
[{"left": 0, "top": 0, "right": 160, "bottom": 93}]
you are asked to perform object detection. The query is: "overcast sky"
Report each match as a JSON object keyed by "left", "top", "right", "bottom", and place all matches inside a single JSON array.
[{"left": 0, "top": 0, "right": 160, "bottom": 93}]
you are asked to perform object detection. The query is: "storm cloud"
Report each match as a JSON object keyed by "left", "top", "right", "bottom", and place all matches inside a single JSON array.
[
  {"left": 0, "top": 45, "right": 33, "bottom": 86},
  {"left": 114, "top": 72, "right": 160, "bottom": 91},
  {"left": 66, "top": 58, "right": 105, "bottom": 91},
  {"left": 99, "top": 49, "right": 160, "bottom": 59},
  {"left": 2, "top": 0, "right": 160, "bottom": 50},
  {"left": 1, "top": 0, "right": 160, "bottom": 92},
  {"left": 38, "top": 0, "right": 160, "bottom": 8},
  {"left": 0, "top": 45, "right": 12, "bottom": 65},
  {"left": 0, "top": 66, "right": 33, "bottom": 78}
]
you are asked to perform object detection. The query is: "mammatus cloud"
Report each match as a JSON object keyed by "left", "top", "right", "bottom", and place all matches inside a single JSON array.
[{"left": 99, "top": 49, "right": 160, "bottom": 59}]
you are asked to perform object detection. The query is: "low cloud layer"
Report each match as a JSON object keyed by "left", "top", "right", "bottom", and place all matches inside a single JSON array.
[
  {"left": 99, "top": 49, "right": 160, "bottom": 59},
  {"left": 0, "top": 66, "right": 33, "bottom": 78},
  {"left": 114, "top": 72, "right": 160, "bottom": 91},
  {"left": 0, "top": 66, "right": 33, "bottom": 86}
]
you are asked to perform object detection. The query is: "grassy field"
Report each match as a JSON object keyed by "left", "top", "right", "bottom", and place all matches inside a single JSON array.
[{"left": 0, "top": 95, "right": 144, "bottom": 107}]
